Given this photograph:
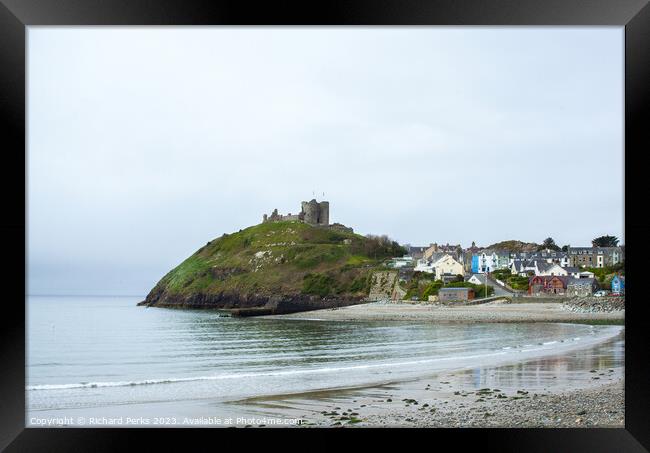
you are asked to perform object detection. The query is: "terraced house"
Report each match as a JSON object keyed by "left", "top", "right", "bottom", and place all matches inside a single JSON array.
[
  {"left": 509, "top": 250, "right": 570, "bottom": 267},
  {"left": 471, "top": 250, "right": 509, "bottom": 273},
  {"left": 568, "top": 247, "right": 623, "bottom": 268},
  {"left": 414, "top": 254, "right": 465, "bottom": 281},
  {"left": 566, "top": 278, "right": 599, "bottom": 297}
]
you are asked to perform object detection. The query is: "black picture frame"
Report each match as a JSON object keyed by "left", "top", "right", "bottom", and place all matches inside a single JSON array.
[{"left": 1, "top": 0, "right": 647, "bottom": 451}]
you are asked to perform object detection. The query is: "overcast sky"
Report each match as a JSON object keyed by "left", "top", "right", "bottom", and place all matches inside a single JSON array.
[{"left": 28, "top": 27, "right": 624, "bottom": 296}]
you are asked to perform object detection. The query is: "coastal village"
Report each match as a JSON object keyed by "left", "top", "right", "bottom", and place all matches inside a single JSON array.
[
  {"left": 261, "top": 199, "right": 625, "bottom": 305},
  {"left": 240, "top": 200, "right": 625, "bottom": 428},
  {"left": 382, "top": 240, "right": 625, "bottom": 303}
]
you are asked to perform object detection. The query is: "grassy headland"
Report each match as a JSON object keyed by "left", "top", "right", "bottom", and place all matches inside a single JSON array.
[{"left": 140, "top": 221, "right": 405, "bottom": 309}]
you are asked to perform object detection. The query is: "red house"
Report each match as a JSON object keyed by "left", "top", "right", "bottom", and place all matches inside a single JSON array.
[{"left": 528, "top": 275, "right": 569, "bottom": 296}]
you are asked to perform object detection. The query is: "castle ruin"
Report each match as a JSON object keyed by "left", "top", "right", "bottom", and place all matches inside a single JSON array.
[{"left": 263, "top": 199, "right": 330, "bottom": 226}]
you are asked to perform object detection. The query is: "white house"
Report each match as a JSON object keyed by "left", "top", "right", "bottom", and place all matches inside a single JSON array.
[
  {"left": 535, "top": 262, "right": 568, "bottom": 277},
  {"left": 432, "top": 254, "right": 465, "bottom": 281},
  {"left": 534, "top": 251, "right": 570, "bottom": 267},
  {"left": 389, "top": 256, "right": 414, "bottom": 268},
  {"left": 414, "top": 258, "right": 435, "bottom": 274},
  {"left": 413, "top": 254, "right": 465, "bottom": 280},
  {"left": 511, "top": 259, "right": 538, "bottom": 276},
  {"left": 472, "top": 250, "right": 510, "bottom": 274},
  {"left": 467, "top": 274, "right": 486, "bottom": 285},
  {"left": 562, "top": 266, "right": 597, "bottom": 279}
]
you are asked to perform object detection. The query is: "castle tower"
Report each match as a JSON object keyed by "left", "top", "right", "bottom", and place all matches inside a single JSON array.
[
  {"left": 318, "top": 201, "right": 329, "bottom": 226},
  {"left": 301, "top": 199, "right": 320, "bottom": 225}
]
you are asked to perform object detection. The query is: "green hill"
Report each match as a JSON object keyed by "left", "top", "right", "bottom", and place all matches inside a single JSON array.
[
  {"left": 139, "top": 221, "right": 405, "bottom": 313},
  {"left": 486, "top": 240, "right": 539, "bottom": 252}
]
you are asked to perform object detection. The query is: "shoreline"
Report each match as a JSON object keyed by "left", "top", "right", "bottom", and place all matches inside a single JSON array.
[
  {"left": 262, "top": 301, "right": 625, "bottom": 324},
  {"left": 28, "top": 328, "right": 624, "bottom": 428},
  {"left": 232, "top": 333, "right": 624, "bottom": 428},
  {"left": 27, "top": 298, "right": 624, "bottom": 428}
]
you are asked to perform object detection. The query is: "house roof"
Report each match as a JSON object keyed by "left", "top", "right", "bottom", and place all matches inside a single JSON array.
[
  {"left": 427, "top": 252, "right": 446, "bottom": 262},
  {"left": 432, "top": 254, "right": 461, "bottom": 266},
  {"left": 568, "top": 247, "right": 622, "bottom": 255},
  {"left": 481, "top": 249, "right": 510, "bottom": 255},
  {"left": 529, "top": 275, "right": 569, "bottom": 284},
  {"left": 568, "top": 278, "right": 596, "bottom": 286},
  {"left": 563, "top": 266, "right": 580, "bottom": 273},
  {"left": 512, "top": 259, "right": 540, "bottom": 271},
  {"left": 522, "top": 253, "right": 568, "bottom": 261},
  {"left": 439, "top": 287, "right": 473, "bottom": 292},
  {"left": 536, "top": 262, "right": 563, "bottom": 273},
  {"left": 468, "top": 274, "right": 486, "bottom": 283}
]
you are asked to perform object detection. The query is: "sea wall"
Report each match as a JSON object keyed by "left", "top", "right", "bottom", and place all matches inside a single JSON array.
[
  {"left": 561, "top": 296, "right": 625, "bottom": 313},
  {"left": 510, "top": 295, "right": 569, "bottom": 304}
]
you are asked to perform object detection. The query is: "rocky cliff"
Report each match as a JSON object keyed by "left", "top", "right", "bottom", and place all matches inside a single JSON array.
[{"left": 367, "top": 271, "right": 399, "bottom": 302}]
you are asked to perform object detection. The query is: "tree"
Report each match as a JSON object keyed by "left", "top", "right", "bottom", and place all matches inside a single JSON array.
[
  {"left": 362, "top": 234, "right": 407, "bottom": 259},
  {"left": 592, "top": 235, "right": 619, "bottom": 247},
  {"left": 537, "top": 237, "right": 560, "bottom": 251},
  {"left": 561, "top": 245, "right": 569, "bottom": 252}
]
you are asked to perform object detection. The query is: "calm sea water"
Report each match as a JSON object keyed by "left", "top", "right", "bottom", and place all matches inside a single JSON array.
[{"left": 27, "top": 296, "right": 623, "bottom": 414}]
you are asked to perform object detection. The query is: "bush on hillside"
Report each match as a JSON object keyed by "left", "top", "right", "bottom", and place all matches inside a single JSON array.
[
  {"left": 353, "top": 234, "right": 407, "bottom": 260},
  {"left": 422, "top": 281, "right": 444, "bottom": 299},
  {"left": 302, "top": 273, "right": 337, "bottom": 297}
]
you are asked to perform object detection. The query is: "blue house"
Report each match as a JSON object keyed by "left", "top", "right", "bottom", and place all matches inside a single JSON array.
[
  {"left": 471, "top": 255, "right": 479, "bottom": 273},
  {"left": 611, "top": 275, "right": 625, "bottom": 294}
]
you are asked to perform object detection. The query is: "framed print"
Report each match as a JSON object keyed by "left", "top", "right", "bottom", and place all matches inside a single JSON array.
[{"left": 1, "top": 0, "right": 648, "bottom": 451}]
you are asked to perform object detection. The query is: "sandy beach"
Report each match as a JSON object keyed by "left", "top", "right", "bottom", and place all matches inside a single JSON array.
[
  {"left": 264, "top": 301, "right": 625, "bottom": 324},
  {"left": 240, "top": 301, "right": 625, "bottom": 427},
  {"left": 238, "top": 377, "right": 624, "bottom": 428},
  {"left": 232, "top": 332, "right": 625, "bottom": 428},
  {"left": 27, "top": 298, "right": 624, "bottom": 428}
]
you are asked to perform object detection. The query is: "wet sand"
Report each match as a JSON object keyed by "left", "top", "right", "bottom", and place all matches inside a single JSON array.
[
  {"left": 231, "top": 333, "right": 624, "bottom": 427},
  {"left": 264, "top": 301, "right": 625, "bottom": 324}
]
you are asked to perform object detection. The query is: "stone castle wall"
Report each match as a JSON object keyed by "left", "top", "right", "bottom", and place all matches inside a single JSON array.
[{"left": 264, "top": 199, "right": 330, "bottom": 226}]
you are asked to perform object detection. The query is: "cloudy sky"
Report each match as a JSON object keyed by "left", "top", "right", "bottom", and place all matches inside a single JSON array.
[{"left": 28, "top": 27, "right": 624, "bottom": 296}]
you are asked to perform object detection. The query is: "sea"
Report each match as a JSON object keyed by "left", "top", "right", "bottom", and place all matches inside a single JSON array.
[{"left": 26, "top": 295, "right": 624, "bottom": 425}]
